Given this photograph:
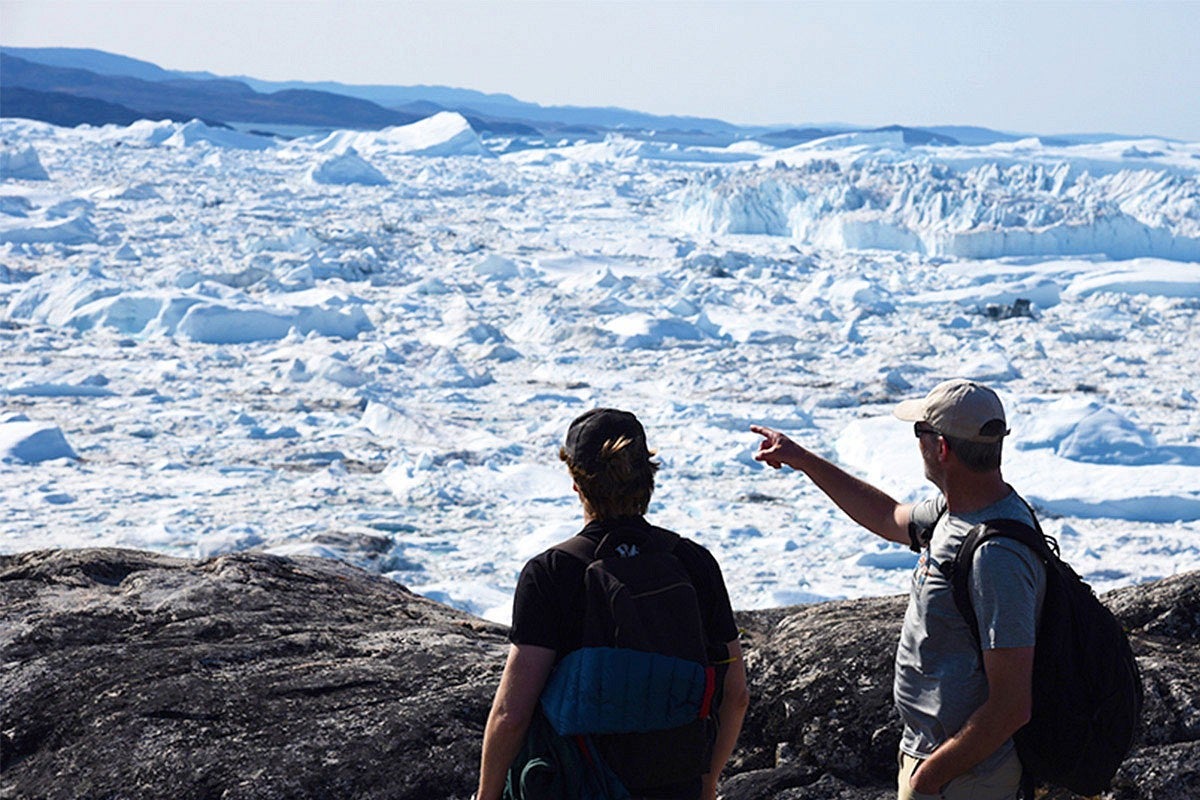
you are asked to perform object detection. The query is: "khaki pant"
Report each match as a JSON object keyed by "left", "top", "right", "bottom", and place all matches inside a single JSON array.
[{"left": 897, "top": 749, "right": 1022, "bottom": 800}]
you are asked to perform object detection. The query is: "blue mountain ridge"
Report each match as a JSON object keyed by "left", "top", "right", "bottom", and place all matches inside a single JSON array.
[
  {"left": 0, "top": 53, "right": 423, "bottom": 130},
  {"left": 4, "top": 45, "right": 1147, "bottom": 145},
  {"left": 1, "top": 46, "right": 188, "bottom": 82}
]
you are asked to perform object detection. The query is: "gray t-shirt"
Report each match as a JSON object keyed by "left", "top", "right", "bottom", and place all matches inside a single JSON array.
[{"left": 894, "top": 489, "right": 1046, "bottom": 773}]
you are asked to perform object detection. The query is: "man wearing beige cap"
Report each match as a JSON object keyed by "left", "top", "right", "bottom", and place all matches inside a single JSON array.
[{"left": 752, "top": 379, "right": 1045, "bottom": 800}]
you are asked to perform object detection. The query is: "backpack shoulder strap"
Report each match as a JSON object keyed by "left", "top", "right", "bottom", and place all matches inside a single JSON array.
[
  {"left": 553, "top": 534, "right": 599, "bottom": 565},
  {"left": 907, "top": 503, "right": 947, "bottom": 553},
  {"left": 975, "top": 518, "right": 1047, "bottom": 555},
  {"left": 639, "top": 525, "right": 682, "bottom": 554},
  {"left": 947, "top": 514, "right": 1053, "bottom": 645}
]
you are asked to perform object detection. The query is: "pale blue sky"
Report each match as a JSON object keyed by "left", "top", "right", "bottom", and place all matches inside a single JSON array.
[{"left": 3, "top": 0, "right": 1198, "bottom": 138}]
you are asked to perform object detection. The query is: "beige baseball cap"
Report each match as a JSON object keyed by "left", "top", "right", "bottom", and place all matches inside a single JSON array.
[{"left": 893, "top": 379, "right": 1010, "bottom": 443}]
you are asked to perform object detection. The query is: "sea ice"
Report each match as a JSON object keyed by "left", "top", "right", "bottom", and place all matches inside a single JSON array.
[
  {"left": 307, "top": 112, "right": 491, "bottom": 157},
  {"left": 676, "top": 158, "right": 1200, "bottom": 261},
  {"left": 295, "top": 353, "right": 369, "bottom": 388},
  {"left": 602, "top": 312, "right": 711, "bottom": 348},
  {"left": 195, "top": 525, "right": 266, "bottom": 559},
  {"left": 837, "top": 414, "right": 1200, "bottom": 523},
  {"left": 0, "top": 419, "right": 79, "bottom": 463},
  {"left": 0, "top": 115, "right": 1197, "bottom": 624},
  {"left": 98, "top": 119, "right": 182, "bottom": 147},
  {"left": 472, "top": 254, "right": 520, "bottom": 281},
  {"left": 1063, "top": 260, "right": 1200, "bottom": 300},
  {"left": 0, "top": 210, "right": 98, "bottom": 245},
  {"left": 163, "top": 120, "right": 275, "bottom": 151},
  {"left": 0, "top": 144, "right": 50, "bottom": 180},
  {"left": 1055, "top": 407, "right": 1159, "bottom": 465},
  {"left": 307, "top": 147, "right": 390, "bottom": 186},
  {"left": 172, "top": 298, "right": 373, "bottom": 344},
  {"left": 6, "top": 377, "right": 116, "bottom": 398}
]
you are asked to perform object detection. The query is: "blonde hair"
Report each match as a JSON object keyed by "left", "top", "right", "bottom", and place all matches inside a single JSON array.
[{"left": 560, "top": 435, "right": 659, "bottom": 519}]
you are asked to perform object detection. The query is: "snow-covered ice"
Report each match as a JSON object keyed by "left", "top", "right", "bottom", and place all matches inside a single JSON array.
[
  {"left": 163, "top": 120, "right": 274, "bottom": 151},
  {"left": 0, "top": 416, "right": 78, "bottom": 463},
  {"left": 2, "top": 115, "right": 1198, "bottom": 624},
  {"left": 1, "top": 144, "right": 50, "bottom": 181},
  {"left": 306, "top": 112, "right": 491, "bottom": 158},
  {"left": 676, "top": 153, "right": 1200, "bottom": 261},
  {"left": 307, "top": 148, "right": 390, "bottom": 186}
]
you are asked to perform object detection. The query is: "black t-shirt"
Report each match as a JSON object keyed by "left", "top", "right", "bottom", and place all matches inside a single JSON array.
[
  {"left": 509, "top": 516, "right": 739, "bottom": 799},
  {"left": 509, "top": 515, "right": 739, "bottom": 659}
]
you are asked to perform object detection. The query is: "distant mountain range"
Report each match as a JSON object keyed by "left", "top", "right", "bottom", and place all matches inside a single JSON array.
[
  {"left": 0, "top": 45, "right": 1136, "bottom": 146},
  {"left": 0, "top": 52, "right": 424, "bottom": 131}
]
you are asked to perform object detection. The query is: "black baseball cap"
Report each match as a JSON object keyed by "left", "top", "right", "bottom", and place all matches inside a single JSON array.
[{"left": 562, "top": 408, "right": 650, "bottom": 469}]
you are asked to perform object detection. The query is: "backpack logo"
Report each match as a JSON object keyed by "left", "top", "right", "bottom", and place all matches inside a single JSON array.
[{"left": 615, "top": 544, "right": 639, "bottom": 558}]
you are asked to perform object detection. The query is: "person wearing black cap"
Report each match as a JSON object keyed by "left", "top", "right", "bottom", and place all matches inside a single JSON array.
[
  {"left": 752, "top": 380, "right": 1045, "bottom": 800},
  {"left": 475, "top": 409, "right": 749, "bottom": 800}
]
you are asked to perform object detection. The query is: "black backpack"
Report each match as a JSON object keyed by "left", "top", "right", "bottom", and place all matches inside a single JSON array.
[
  {"left": 553, "top": 524, "right": 718, "bottom": 792},
  {"left": 943, "top": 510, "right": 1143, "bottom": 796}
]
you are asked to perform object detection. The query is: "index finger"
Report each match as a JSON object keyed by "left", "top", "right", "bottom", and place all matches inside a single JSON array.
[{"left": 749, "top": 424, "right": 776, "bottom": 438}]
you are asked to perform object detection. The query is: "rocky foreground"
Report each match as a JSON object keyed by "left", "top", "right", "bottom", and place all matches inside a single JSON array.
[{"left": 1, "top": 549, "right": 1196, "bottom": 800}]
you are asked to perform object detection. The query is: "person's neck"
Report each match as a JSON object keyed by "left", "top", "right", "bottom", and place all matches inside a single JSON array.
[{"left": 943, "top": 471, "right": 1010, "bottom": 515}]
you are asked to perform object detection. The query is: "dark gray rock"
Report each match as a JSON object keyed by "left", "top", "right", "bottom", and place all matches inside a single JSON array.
[
  {"left": 730, "top": 597, "right": 906, "bottom": 785},
  {"left": 1, "top": 548, "right": 508, "bottom": 800},
  {"left": 2, "top": 549, "right": 1196, "bottom": 800},
  {"left": 725, "top": 571, "right": 1200, "bottom": 800}
]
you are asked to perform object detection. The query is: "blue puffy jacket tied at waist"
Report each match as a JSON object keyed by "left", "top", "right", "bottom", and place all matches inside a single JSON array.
[{"left": 539, "top": 647, "right": 714, "bottom": 736}]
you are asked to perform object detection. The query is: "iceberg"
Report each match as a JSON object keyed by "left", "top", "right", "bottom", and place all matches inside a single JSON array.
[
  {"left": 0, "top": 420, "right": 78, "bottom": 463},
  {"left": 1, "top": 144, "right": 50, "bottom": 181},
  {"left": 307, "top": 147, "right": 390, "bottom": 186},
  {"left": 163, "top": 120, "right": 275, "bottom": 151},
  {"left": 309, "top": 112, "right": 491, "bottom": 157},
  {"left": 676, "top": 159, "right": 1200, "bottom": 261}
]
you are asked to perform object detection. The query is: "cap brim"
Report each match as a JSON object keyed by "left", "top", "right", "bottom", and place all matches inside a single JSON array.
[{"left": 893, "top": 398, "right": 926, "bottom": 422}]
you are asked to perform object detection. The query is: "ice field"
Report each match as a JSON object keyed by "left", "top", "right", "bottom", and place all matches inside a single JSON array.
[{"left": 2, "top": 112, "right": 1199, "bottom": 623}]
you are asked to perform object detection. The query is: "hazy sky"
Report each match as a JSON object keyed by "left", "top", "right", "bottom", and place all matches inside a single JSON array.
[{"left": 4, "top": 0, "right": 1199, "bottom": 138}]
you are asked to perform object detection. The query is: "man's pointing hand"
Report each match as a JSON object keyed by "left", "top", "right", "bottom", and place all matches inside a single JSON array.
[{"left": 750, "top": 424, "right": 806, "bottom": 471}]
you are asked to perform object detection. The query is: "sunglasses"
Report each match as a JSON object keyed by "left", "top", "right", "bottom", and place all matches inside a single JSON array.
[{"left": 913, "top": 423, "right": 941, "bottom": 439}]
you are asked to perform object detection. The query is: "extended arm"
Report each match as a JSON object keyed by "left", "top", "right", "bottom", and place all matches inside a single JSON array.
[
  {"left": 702, "top": 639, "right": 750, "bottom": 800},
  {"left": 909, "top": 646, "right": 1035, "bottom": 794},
  {"left": 476, "top": 643, "right": 557, "bottom": 800},
  {"left": 751, "top": 425, "right": 912, "bottom": 545}
]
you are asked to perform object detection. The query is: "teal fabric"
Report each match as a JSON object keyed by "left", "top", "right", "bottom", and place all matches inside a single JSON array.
[
  {"left": 539, "top": 646, "right": 707, "bottom": 736},
  {"left": 504, "top": 710, "right": 629, "bottom": 800}
]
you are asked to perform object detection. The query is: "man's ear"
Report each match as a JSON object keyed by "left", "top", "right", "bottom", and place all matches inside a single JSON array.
[{"left": 937, "top": 437, "right": 953, "bottom": 462}]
